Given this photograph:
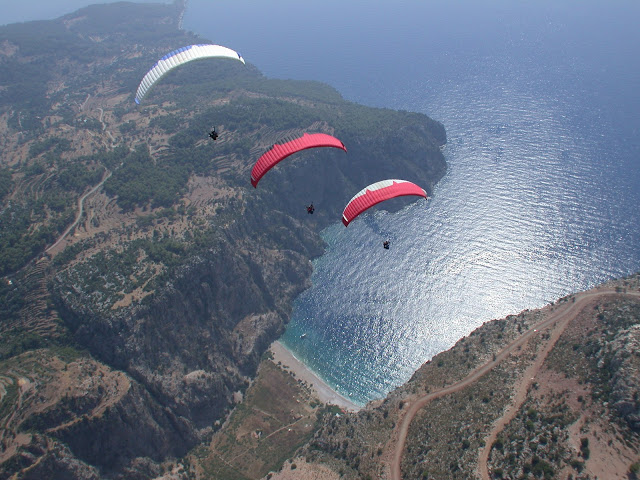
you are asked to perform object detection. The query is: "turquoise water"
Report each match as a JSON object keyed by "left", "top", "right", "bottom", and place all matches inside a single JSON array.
[{"left": 183, "top": 1, "right": 640, "bottom": 405}]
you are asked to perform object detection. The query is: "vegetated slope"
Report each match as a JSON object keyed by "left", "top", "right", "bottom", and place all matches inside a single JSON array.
[
  {"left": 287, "top": 275, "right": 640, "bottom": 480},
  {"left": 0, "top": 2, "right": 446, "bottom": 478}
]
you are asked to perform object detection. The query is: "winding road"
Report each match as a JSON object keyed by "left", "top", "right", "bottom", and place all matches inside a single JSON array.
[
  {"left": 46, "top": 93, "right": 118, "bottom": 256},
  {"left": 387, "top": 288, "right": 640, "bottom": 480},
  {"left": 45, "top": 169, "right": 111, "bottom": 255}
]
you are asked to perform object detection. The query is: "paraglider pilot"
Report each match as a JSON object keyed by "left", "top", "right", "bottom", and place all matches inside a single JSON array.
[
  {"left": 383, "top": 240, "right": 390, "bottom": 249},
  {"left": 307, "top": 204, "right": 315, "bottom": 214},
  {"left": 209, "top": 127, "right": 218, "bottom": 141}
]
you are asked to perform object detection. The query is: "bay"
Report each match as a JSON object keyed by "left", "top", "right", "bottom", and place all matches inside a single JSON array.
[{"left": 184, "top": 0, "right": 640, "bottom": 405}]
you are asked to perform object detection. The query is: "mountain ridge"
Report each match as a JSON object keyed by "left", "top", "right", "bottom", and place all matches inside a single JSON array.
[{"left": 0, "top": 2, "right": 447, "bottom": 478}]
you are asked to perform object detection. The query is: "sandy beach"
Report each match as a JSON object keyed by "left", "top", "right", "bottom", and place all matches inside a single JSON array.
[{"left": 269, "top": 340, "right": 361, "bottom": 412}]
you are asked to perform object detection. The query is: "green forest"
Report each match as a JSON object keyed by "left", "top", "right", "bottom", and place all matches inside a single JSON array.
[{"left": 0, "top": 0, "right": 445, "bottom": 297}]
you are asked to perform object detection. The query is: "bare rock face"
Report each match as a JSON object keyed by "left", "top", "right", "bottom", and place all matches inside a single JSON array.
[
  {"left": 55, "top": 231, "right": 316, "bottom": 435},
  {"left": 13, "top": 435, "right": 101, "bottom": 480},
  {"left": 49, "top": 382, "right": 196, "bottom": 471},
  {"left": 0, "top": 352, "right": 196, "bottom": 478}
]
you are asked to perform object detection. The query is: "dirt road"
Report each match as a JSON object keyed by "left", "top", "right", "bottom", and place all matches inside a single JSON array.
[
  {"left": 45, "top": 169, "right": 111, "bottom": 255},
  {"left": 388, "top": 288, "right": 640, "bottom": 480}
]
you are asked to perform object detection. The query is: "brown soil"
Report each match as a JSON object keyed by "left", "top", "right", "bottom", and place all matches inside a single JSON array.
[{"left": 386, "top": 288, "right": 640, "bottom": 480}]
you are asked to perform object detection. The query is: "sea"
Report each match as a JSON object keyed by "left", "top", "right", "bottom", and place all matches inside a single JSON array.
[
  {"left": 10, "top": 1, "right": 640, "bottom": 407},
  {"left": 182, "top": 0, "right": 640, "bottom": 405}
]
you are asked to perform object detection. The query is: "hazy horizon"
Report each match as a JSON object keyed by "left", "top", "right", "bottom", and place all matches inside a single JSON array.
[{"left": 1, "top": 0, "right": 171, "bottom": 26}]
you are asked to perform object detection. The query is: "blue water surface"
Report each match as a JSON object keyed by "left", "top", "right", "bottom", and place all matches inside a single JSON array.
[{"left": 183, "top": 1, "right": 640, "bottom": 405}]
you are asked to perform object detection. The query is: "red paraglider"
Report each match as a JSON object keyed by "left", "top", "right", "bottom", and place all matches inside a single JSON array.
[
  {"left": 251, "top": 133, "right": 347, "bottom": 188},
  {"left": 342, "top": 179, "right": 427, "bottom": 226}
]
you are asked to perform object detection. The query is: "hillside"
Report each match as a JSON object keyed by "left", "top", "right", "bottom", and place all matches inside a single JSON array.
[
  {"left": 0, "top": 2, "right": 446, "bottom": 478},
  {"left": 271, "top": 274, "right": 639, "bottom": 480}
]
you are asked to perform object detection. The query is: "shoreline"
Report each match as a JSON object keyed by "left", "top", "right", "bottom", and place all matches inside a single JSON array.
[{"left": 270, "top": 340, "right": 361, "bottom": 412}]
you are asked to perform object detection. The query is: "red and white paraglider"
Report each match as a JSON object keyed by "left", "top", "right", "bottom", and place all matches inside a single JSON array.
[
  {"left": 251, "top": 133, "right": 347, "bottom": 188},
  {"left": 342, "top": 179, "right": 427, "bottom": 227}
]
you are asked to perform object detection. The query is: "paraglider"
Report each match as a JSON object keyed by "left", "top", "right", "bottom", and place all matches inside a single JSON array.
[
  {"left": 250, "top": 133, "right": 347, "bottom": 188},
  {"left": 209, "top": 127, "right": 218, "bottom": 141},
  {"left": 341, "top": 179, "right": 427, "bottom": 227},
  {"left": 135, "top": 44, "right": 245, "bottom": 104}
]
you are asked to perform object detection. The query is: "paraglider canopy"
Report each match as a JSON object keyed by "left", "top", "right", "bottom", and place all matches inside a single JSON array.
[
  {"left": 135, "top": 44, "right": 245, "bottom": 104},
  {"left": 250, "top": 133, "right": 347, "bottom": 188},
  {"left": 342, "top": 179, "right": 427, "bottom": 226}
]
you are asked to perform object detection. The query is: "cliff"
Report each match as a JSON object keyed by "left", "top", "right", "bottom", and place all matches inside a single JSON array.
[{"left": 0, "top": 2, "right": 446, "bottom": 478}]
